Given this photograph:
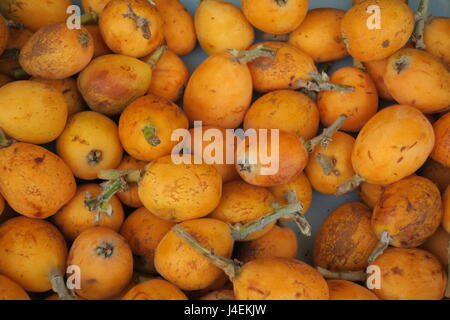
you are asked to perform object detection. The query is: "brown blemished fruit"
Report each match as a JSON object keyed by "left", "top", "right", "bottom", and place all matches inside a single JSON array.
[
  {"left": 359, "top": 182, "right": 388, "bottom": 209},
  {"left": 424, "top": 17, "right": 450, "bottom": 65},
  {"left": 370, "top": 248, "right": 447, "bottom": 300},
  {"left": 420, "top": 158, "right": 450, "bottom": 194}
]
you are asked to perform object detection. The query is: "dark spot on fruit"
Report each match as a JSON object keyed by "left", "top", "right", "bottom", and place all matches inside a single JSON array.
[
  {"left": 382, "top": 40, "right": 390, "bottom": 48},
  {"left": 34, "top": 157, "right": 44, "bottom": 164}
]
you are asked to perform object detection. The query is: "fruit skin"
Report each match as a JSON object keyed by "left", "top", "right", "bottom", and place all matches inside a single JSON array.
[
  {"left": 236, "top": 130, "right": 308, "bottom": 187},
  {"left": 247, "top": 41, "right": 316, "bottom": 93},
  {"left": 362, "top": 57, "right": 394, "bottom": 101},
  {"left": 424, "top": 17, "right": 450, "bottom": 66},
  {"left": 359, "top": 182, "right": 388, "bottom": 209},
  {"left": 0, "top": 81, "right": 68, "bottom": 144},
  {"left": 183, "top": 51, "right": 253, "bottom": 129},
  {"left": 0, "top": 14, "right": 7, "bottom": 56},
  {"left": 155, "top": 218, "right": 234, "bottom": 291},
  {"left": 305, "top": 131, "right": 356, "bottom": 195},
  {"left": 51, "top": 184, "right": 124, "bottom": 242},
  {"left": 67, "top": 227, "right": 133, "bottom": 300},
  {"left": 244, "top": 90, "right": 319, "bottom": 141},
  {"left": 317, "top": 67, "right": 378, "bottom": 132},
  {"left": 269, "top": 172, "right": 312, "bottom": 213},
  {"left": 56, "top": 111, "right": 123, "bottom": 180},
  {"left": 138, "top": 156, "right": 222, "bottom": 222},
  {"left": 421, "top": 227, "right": 449, "bottom": 269},
  {"left": 200, "top": 289, "right": 235, "bottom": 300},
  {"left": 0, "top": 194, "right": 4, "bottom": 216},
  {"left": 351, "top": 105, "right": 435, "bottom": 185},
  {"left": 78, "top": 54, "right": 153, "bottom": 116},
  {"left": 0, "top": 217, "right": 67, "bottom": 292},
  {"left": 443, "top": 186, "right": 450, "bottom": 233},
  {"left": 99, "top": 0, "right": 164, "bottom": 58},
  {"left": 19, "top": 23, "right": 94, "bottom": 80},
  {"left": 0, "top": 274, "right": 30, "bottom": 300},
  {"left": 233, "top": 258, "right": 329, "bottom": 300},
  {"left": 195, "top": 0, "right": 254, "bottom": 56},
  {"left": 118, "top": 94, "right": 189, "bottom": 162},
  {"left": 0, "top": 143, "right": 76, "bottom": 219},
  {"left": 384, "top": 49, "right": 450, "bottom": 114},
  {"left": 32, "top": 77, "right": 85, "bottom": 116},
  {"left": 146, "top": 49, "right": 189, "bottom": 102},
  {"left": 209, "top": 180, "right": 276, "bottom": 241},
  {"left": 0, "top": 0, "right": 71, "bottom": 31},
  {"left": 235, "top": 225, "right": 298, "bottom": 263},
  {"left": 420, "top": 158, "right": 450, "bottom": 194},
  {"left": 82, "top": 0, "right": 111, "bottom": 15},
  {"left": 289, "top": 8, "right": 347, "bottom": 63},
  {"left": 242, "top": 0, "right": 308, "bottom": 34},
  {"left": 0, "top": 28, "right": 33, "bottom": 76},
  {"left": 431, "top": 112, "right": 450, "bottom": 167},
  {"left": 372, "top": 176, "right": 442, "bottom": 248},
  {"left": 341, "top": 0, "right": 414, "bottom": 62},
  {"left": 115, "top": 156, "right": 146, "bottom": 208},
  {"left": 84, "top": 25, "right": 112, "bottom": 58},
  {"left": 327, "top": 280, "right": 378, "bottom": 300},
  {"left": 370, "top": 248, "right": 447, "bottom": 300},
  {"left": 313, "top": 202, "right": 378, "bottom": 272},
  {"left": 120, "top": 207, "right": 175, "bottom": 274},
  {"left": 122, "top": 279, "right": 188, "bottom": 300},
  {"left": 184, "top": 126, "right": 240, "bottom": 184},
  {"left": 153, "top": 0, "right": 196, "bottom": 56}
]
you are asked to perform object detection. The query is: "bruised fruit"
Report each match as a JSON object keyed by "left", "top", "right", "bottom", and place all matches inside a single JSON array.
[
  {"left": 56, "top": 111, "right": 123, "bottom": 180},
  {"left": 19, "top": 23, "right": 94, "bottom": 79}
]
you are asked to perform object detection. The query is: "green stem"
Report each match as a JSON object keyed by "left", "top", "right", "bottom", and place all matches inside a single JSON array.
[
  {"left": 49, "top": 268, "right": 77, "bottom": 301},
  {"left": 142, "top": 124, "right": 161, "bottom": 147},
  {"left": 231, "top": 190, "right": 303, "bottom": 241},
  {"left": 80, "top": 11, "right": 98, "bottom": 25},
  {"left": 295, "top": 71, "right": 355, "bottom": 93},
  {"left": 146, "top": 45, "right": 168, "bottom": 68},
  {"left": 0, "top": 48, "right": 20, "bottom": 60},
  {"left": 304, "top": 115, "right": 347, "bottom": 152},
  {"left": 317, "top": 267, "right": 367, "bottom": 282},
  {"left": 316, "top": 153, "right": 340, "bottom": 176},
  {"left": 10, "top": 68, "right": 30, "bottom": 80},
  {"left": 84, "top": 178, "right": 129, "bottom": 221},
  {"left": 97, "top": 169, "right": 143, "bottom": 182},
  {"left": 413, "top": 0, "right": 429, "bottom": 50},
  {"left": 0, "top": 128, "right": 14, "bottom": 148},
  {"left": 228, "top": 45, "right": 277, "bottom": 65},
  {"left": 172, "top": 224, "right": 242, "bottom": 281},
  {"left": 368, "top": 231, "right": 392, "bottom": 263},
  {"left": 335, "top": 174, "right": 367, "bottom": 196}
]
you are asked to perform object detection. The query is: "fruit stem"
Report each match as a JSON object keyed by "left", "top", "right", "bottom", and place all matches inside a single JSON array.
[
  {"left": 86, "top": 149, "right": 103, "bottom": 166},
  {"left": 228, "top": 45, "right": 277, "bottom": 65},
  {"left": 84, "top": 177, "right": 129, "bottom": 221},
  {"left": 285, "top": 189, "right": 311, "bottom": 236},
  {"left": 335, "top": 174, "right": 367, "bottom": 195},
  {"left": 295, "top": 71, "right": 355, "bottom": 93},
  {"left": 261, "top": 33, "right": 289, "bottom": 42},
  {"left": 353, "top": 58, "right": 365, "bottom": 70},
  {"left": 317, "top": 267, "right": 367, "bottom": 282},
  {"left": 49, "top": 268, "right": 77, "bottom": 301},
  {"left": 304, "top": 115, "right": 347, "bottom": 152},
  {"left": 0, "top": 48, "right": 20, "bottom": 60},
  {"left": 97, "top": 169, "right": 143, "bottom": 182},
  {"left": 445, "top": 239, "right": 450, "bottom": 298},
  {"left": 172, "top": 224, "right": 242, "bottom": 281},
  {"left": 142, "top": 123, "right": 161, "bottom": 147},
  {"left": 316, "top": 153, "right": 340, "bottom": 176},
  {"left": 10, "top": 67, "right": 30, "bottom": 80},
  {"left": 368, "top": 231, "right": 392, "bottom": 263},
  {"left": 146, "top": 45, "right": 168, "bottom": 68},
  {"left": 231, "top": 190, "right": 303, "bottom": 241},
  {"left": 0, "top": 128, "right": 14, "bottom": 148},
  {"left": 80, "top": 11, "right": 98, "bottom": 25},
  {"left": 413, "top": 0, "right": 429, "bottom": 50}
]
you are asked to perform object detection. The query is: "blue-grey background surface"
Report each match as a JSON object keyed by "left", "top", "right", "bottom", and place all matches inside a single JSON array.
[{"left": 74, "top": 0, "right": 450, "bottom": 264}]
